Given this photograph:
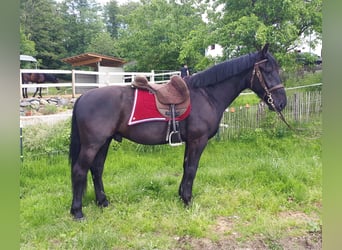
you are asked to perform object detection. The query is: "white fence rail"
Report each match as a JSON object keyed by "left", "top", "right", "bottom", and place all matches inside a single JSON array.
[{"left": 20, "top": 69, "right": 180, "bottom": 99}]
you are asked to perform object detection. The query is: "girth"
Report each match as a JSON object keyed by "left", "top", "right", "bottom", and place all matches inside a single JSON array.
[{"left": 131, "top": 75, "right": 191, "bottom": 146}]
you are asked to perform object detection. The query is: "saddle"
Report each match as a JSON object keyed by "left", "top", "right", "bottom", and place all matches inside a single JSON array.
[{"left": 131, "top": 75, "right": 191, "bottom": 146}]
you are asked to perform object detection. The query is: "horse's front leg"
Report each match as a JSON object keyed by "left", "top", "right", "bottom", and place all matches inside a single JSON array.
[
  {"left": 179, "top": 137, "right": 208, "bottom": 205},
  {"left": 22, "top": 87, "right": 27, "bottom": 98}
]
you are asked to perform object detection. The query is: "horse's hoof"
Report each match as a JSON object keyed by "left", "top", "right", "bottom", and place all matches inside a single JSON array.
[
  {"left": 70, "top": 209, "right": 84, "bottom": 220},
  {"left": 179, "top": 195, "right": 191, "bottom": 207},
  {"left": 74, "top": 215, "right": 85, "bottom": 221},
  {"left": 97, "top": 199, "right": 109, "bottom": 207}
]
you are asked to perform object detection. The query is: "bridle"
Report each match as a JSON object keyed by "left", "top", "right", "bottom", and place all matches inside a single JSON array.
[
  {"left": 250, "top": 59, "right": 284, "bottom": 102},
  {"left": 250, "top": 59, "right": 293, "bottom": 129}
]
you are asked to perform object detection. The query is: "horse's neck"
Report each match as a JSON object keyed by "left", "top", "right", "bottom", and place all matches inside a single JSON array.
[{"left": 207, "top": 73, "right": 250, "bottom": 114}]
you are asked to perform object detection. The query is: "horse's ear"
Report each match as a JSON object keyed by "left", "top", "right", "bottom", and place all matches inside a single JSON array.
[{"left": 261, "top": 43, "right": 269, "bottom": 56}]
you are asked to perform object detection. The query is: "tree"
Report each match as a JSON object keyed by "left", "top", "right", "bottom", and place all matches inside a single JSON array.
[
  {"left": 20, "top": 0, "right": 321, "bottom": 73},
  {"left": 20, "top": 25, "right": 38, "bottom": 69},
  {"left": 86, "top": 31, "right": 119, "bottom": 56},
  {"left": 178, "top": 24, "right": 213, "bottom": 72},
  {"left": 103, "top": 0, "right": 120, "bottom": 39},
  {"left": 58, "top": 0, "right": 105, "bottom": 57},
  {"left": 210, "top": 0, "right": 322, "bottom": 63},
  {"left": 20, "top": 0, "right": 66, "bottom": 68},
  {"left": 20, "top": 25, "right": 36, "bottom": 56},
  {"left": 116, "top": 0, "right": 206, "bottom": 71}
]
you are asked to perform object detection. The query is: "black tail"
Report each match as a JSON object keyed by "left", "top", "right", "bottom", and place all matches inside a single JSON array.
[{"left": 69, "top": 97, "right": 81, "bottom": 167}]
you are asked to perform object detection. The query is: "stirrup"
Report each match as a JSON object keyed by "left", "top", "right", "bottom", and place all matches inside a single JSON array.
[{"left": 168, "top": 131, "right": 183, "bottom": 146}]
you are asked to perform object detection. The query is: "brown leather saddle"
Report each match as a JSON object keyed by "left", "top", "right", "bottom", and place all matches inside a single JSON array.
[
  {"left": 131, "top": 75, "right": 190, "bottom": 118},
  {"left": 131, "top": 75, "right": 191, "bottom": 146}
]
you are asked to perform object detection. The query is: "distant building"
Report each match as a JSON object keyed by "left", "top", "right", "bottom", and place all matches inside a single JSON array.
[
  {"left": 295, "top": 32, "right": 322, "bottom": 57},
  {"left": 20, "top": 54, "right": 38, "bottom": 69},
  {"left": 205, "top": 44, "right": 223, "bottom": 58}
]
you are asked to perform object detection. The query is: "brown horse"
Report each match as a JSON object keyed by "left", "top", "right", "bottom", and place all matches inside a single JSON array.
[
  {"left": 21, "top": 73, "right": 59, "bottom": 98},
  {"left": 69, "top": 44, "right": 287, "bottom": 219}
]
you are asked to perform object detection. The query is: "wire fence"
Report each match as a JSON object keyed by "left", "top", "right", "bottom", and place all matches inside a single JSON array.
[{"left": 219, "top": 88, "right": 322, "bottom": 139}]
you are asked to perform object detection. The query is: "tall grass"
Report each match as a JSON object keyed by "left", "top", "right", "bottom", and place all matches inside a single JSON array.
[{"left": 20, "top": 118, "right": 321, "bottom": 249}]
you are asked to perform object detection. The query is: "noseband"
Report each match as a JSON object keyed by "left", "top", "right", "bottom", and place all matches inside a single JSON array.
[{"left": 250, "top": 59, "right": 292, "bottom": 129}]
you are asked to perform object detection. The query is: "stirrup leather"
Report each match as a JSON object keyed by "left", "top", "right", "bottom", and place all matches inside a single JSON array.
[{"left": 166, "top": 104, "right": 183, "bottom": 146}]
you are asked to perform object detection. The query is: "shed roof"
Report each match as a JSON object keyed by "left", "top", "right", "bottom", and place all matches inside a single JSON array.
[
  {"left": 61, "top": 53, "right": 126, "bottom": 68},
  {"left": 20, "top": 55, "right": 37, "bottom": 62}
]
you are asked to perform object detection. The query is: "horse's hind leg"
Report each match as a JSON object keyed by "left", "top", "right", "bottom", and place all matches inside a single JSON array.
[
  {"left": 33, "top": 88, "right": 38, "bottom": 97},
  {"left": 70, "top": 145, "right": 99, "bottom": 219},
  {"left": 90, "top": 139, "right": 111, "bottom": 208},
  {"left": 33, "top": 87, "right": 42, "bottom": 98}
]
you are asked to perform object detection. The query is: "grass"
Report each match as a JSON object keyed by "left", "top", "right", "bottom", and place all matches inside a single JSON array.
[{"left": 20, "top": 119, "right": 321, "bottom": 249}]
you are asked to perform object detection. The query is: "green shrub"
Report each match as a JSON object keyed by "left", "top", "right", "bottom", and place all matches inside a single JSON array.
[
  {"left": 40, "top": 104, "right": 58, "bottom": 115},
  {"left": 22, "top": 119, "right": 71, "bottom": 156}
]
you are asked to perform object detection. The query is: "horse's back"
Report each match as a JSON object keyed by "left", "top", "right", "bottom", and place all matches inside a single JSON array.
[
  {"left": 74, "top": 85, "right": 134, "bottom": 133},
  {"left": 44, "top": 73, "right": 58, "bottom": 82},
  {"left": 74, "top": 85, "right": 174, "bottom": 145},
  {"left": 29, "top": 73, "right": 44, "bottom": 83}
]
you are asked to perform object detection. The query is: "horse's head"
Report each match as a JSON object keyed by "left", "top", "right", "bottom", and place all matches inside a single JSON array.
[{"left": 250, "top": 44, "right": 287, "bottom": 112}]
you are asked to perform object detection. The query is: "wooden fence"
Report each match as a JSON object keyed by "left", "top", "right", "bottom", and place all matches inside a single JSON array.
[
  {"left": 219, "top": 88, "right": 322, "bottom": 139},
  {"left": 19, "top": 69, "right": 180, "bottom": 100}
]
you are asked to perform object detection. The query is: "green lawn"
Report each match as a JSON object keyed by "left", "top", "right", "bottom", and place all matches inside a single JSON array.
[{"left": 20, "top": 119, "right": 321, "bottom": 249}]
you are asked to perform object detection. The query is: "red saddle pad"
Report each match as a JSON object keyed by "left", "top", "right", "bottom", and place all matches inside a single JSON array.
[{"left": 128, "top": 89, "right": 190, "bottom": 125}]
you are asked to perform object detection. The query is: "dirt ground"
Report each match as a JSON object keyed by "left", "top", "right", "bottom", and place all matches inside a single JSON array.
[
  {"left": 175, "top": 212, "right": 322, "bottom": 250},
  {"left": 175, "top": 232, "right": 321, "bottom": 250}
]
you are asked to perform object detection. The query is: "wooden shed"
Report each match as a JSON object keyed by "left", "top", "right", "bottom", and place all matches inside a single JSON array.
[{"left": 61, "top": 53, "right": 126, "bottom": 93}]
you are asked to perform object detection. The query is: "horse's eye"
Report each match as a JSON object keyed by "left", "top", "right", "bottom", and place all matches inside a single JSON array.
[{"left": 262, "top": 64, "right": 273, "bottom": 73}]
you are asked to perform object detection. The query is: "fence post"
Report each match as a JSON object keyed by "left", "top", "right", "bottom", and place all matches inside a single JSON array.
[
  {"left": 20, "top": 121, "right": 23, "bottom": 162},
  {"left": 20, "top": 70, "right": 23, "bottom": 100},
  {"left": 294, "top": 93, "right": 299, "bottom": 122},
  {"left": 151, "top": 70, "right": 155, "bottom": 83},
  {"left": 72, "top": 69, "right": 76, "bottom": 98}
]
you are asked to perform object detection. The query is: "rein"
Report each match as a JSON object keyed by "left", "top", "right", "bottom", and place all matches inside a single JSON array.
[{"left": 251, "top": 59, "right": 293, "bottom": 130}]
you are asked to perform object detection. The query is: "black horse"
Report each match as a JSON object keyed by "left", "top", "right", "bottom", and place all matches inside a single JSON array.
[
  {"left": 69, "top": 44, "right": 287, "bottom": 219},
  {"left": 21, "top": 73, "right": 59, "bottom": 98}
]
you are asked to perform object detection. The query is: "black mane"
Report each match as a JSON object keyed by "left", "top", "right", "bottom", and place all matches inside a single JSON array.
[{"left": 188, "top": 52, "right": 259, "bottom": 88}]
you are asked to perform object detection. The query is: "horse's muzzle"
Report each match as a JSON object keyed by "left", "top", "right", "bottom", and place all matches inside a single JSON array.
[{"left": 266, "top": 87, "right": 287, "bottom": 112}]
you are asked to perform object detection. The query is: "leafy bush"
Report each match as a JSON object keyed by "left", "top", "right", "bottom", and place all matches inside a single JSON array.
[
  {"left": 40, "top": 103, "right": 58, "bottom": 115},
  {"left": 22, "top": 119, "right": 71, "bottom": 157},
  {"left": 296, "top": 52, "right": 321, "bottom": 66}
]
